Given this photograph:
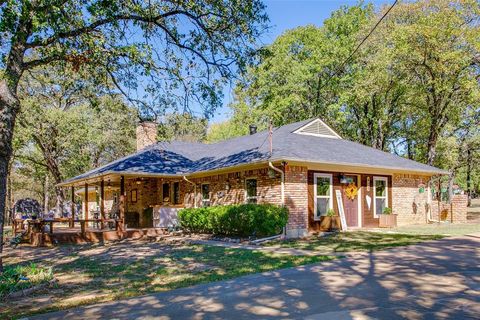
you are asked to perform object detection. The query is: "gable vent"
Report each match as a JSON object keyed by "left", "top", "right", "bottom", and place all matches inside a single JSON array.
[{"left": 293, "top": 119, "right": 341, "bottom": 139}]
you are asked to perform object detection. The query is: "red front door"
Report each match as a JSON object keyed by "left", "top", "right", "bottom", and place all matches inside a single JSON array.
[{"left": 342, "top": 175, "right": 359, "bottom": 227}]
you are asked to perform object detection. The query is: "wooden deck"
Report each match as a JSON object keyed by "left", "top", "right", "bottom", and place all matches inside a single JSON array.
[
  {"left": 13, "top": 218, "right": 168, "bottom": 246},
  {"left": 27, "top": 227, "right": 169, "bottom": 246}
]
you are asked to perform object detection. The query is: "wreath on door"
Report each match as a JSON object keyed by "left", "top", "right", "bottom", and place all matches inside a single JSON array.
[{"left": 345, "top": 182, "right": 358, "bottom": 200}]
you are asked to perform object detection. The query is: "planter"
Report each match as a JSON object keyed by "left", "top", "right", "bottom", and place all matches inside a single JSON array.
[
  {"left": 378, "top": 214, "right": 397, "bottom": 228},
  {"left": 319, "top": 216, "right": 341, "bottom": 231}
]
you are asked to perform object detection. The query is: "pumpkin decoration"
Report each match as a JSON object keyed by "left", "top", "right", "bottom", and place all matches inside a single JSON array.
[{"left": 345, "top": 182, "right": 358, "bottom": 200}]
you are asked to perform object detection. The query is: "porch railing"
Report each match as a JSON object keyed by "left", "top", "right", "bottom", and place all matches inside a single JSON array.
[{"left": 13, "top": 218, "right": 123, "bottom": 236}]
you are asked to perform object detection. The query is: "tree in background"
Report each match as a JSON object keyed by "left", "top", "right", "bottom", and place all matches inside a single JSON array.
[
  {"left": 0, "top": 0, "right": 267, "bottom": 271},
  {"left": 14, "top": 67, "right": 137, "bottom": 217},
  {"left": 213, "top": 0, "right": 479, "bottom": 170},
  {"left": 382, "top": 0, "right": 480, "bottom": 165},
  {"left": 158, "top": 113, "right": 208, "bottom": 143},
  {"left": 224, "top": 4, "right": 374, "bottom": 134}
]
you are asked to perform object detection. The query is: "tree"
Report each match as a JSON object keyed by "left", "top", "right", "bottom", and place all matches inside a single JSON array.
[
  {"left": 229, "top": 4, "right": 374, "bottom": 130},
  {"left": 15, "top": 68, "right": 137, "bottom": 216},
  {"left": 158, "top": 113, "right": 208, "bottom": 142},
  {"left": 384, "top": 0, "right": 480, "bottom": 165},
  {"left": 0, "top": 0, "right": 267, "bottom": 271},
  {"left": 206, "top": 119, "right": 250, "bottom": 143},
  {"left": 223, "top": 0, "right": 479, "bottom": 165}
]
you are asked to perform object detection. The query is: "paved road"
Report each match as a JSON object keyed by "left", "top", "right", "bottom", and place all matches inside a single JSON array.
[{"left": 32, "top": 234, "right": 480, "bottom": 320}]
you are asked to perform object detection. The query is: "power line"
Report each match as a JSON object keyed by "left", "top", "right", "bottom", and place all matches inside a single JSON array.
[{"left": 316, "top": 0, "right": 399, "bottom": 96}]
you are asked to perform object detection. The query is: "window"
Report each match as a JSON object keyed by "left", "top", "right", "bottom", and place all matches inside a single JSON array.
[
  {"left": 173, "top": 182, "right": 180, "bottom": 205},
  {"left": 374, "top": 177, "right": 388, "bottom": 217},
  {"left": 201, "top": 183, "right": 210, "bottom": 207},
  {"left": 314, "top": 173, "right": 333, "bottom": 220},
  {"left": 162, "top": 183, "right": 170, "bottom": 204},
  {"left": 245, "top": 179, "right": 257, "bottom": 204}
]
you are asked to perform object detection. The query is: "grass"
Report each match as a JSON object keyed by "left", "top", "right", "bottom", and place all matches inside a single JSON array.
[
  {"left": 393, "top": 223, "right": 480, "bottom": 236},
  {"left": 265, "top": 231, "right": 444, "bottom": 253},
  {"left": 1, "top": 243, "right": 334, "bottom": 319},
  {"left": 3, "top": 226, "right": 12, "bottom": 239},
  {"left": 0, "top": 263, "right": 53, "bottom": 298}
]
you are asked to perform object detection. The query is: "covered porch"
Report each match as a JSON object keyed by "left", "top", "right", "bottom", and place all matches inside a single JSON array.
[{"left": 16, "top": 173, "right": 191, "bottom": 245}]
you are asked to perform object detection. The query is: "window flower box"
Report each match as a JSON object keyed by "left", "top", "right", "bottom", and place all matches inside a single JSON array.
[{"left": 378, "top": 213, "right": 397, "bottom": 228}]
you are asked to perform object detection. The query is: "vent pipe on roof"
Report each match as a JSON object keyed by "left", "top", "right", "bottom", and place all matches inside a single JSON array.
[{"left": 249, "top": 125, "right": 257, "bottom": 135}]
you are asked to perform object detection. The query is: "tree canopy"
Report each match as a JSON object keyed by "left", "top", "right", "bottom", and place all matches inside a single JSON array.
[
  {"left": 210, "top": 0, "right": 479, "bottom": 176},
  {"left": 0, "top": 0, "right": 268, "bottom": 271}
]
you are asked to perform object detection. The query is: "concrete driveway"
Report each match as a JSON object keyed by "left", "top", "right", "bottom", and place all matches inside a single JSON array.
[{"left": 32, "top": 233, "right": 480, "bottom": 320}]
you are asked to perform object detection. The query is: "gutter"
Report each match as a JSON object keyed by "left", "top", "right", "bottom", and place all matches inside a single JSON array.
[{"left": 183, "top": 176, "right": 197, "bottom": 208}]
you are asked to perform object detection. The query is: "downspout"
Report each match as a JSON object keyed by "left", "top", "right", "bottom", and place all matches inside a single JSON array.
[
  {"left": 269, "top": 162, "right": 286, "bottom": 237},
  {"left": 183, "top": 176, "right": 197, "bottom": 208}
]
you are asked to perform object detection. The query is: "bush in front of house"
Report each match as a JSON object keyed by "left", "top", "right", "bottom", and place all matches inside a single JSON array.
[{"left": 178, "top": 204, "right": 288, "bottom": 237}]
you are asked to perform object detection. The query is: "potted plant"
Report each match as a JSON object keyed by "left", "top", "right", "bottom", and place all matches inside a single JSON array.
[
  {"left": 320, "top": 209, "right": 340, "bottom": 231},
  {"left": 378, "top": 207, "right": 397, "bottom": 228}
]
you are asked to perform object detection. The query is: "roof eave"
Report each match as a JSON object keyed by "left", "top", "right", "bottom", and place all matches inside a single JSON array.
[{"left": 273, "top": 157, "right": 449, "bottom": 176}]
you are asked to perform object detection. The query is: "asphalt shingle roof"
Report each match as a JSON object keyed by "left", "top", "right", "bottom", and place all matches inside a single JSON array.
[{"left": 61, "top": 118, "right": 447, "bottom": 185}]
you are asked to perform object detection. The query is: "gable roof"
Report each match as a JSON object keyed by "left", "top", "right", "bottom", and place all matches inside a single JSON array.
[{"left": 60, "top": 118, "right": 448, "bottom": 185}]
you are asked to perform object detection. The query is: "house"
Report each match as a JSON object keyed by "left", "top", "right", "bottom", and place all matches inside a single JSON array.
[{"left": 59, "top": 118, "right": 467, "bottom": 238}]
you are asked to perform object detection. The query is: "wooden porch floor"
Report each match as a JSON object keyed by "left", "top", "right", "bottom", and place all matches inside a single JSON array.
[{"left": 28, "top": 227, "right": 168, "bottom": 246}]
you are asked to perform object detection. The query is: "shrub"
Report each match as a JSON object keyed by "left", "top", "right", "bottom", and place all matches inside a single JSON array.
[
  {"left": 326, "top": 209, "right": 336, "bottom": 217},
  {"left": 382, "top": 207, "right": 392, "bottom": 215},
  {"left": 178, "top": 204, "right": 288, "bottom": 237}
]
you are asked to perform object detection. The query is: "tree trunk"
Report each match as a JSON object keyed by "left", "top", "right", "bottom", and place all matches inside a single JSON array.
[
  {"left": 426, "top": 128, "right": 438, "bottom": 166},
  {"left": 55, "top": 187, "right": 65, "bottom": 218},
  {"left": 0, "top": 80, "right": 21, "bottom": 273},
  {"left": 6, "top": 166, "right": 13, "bottom": 225},
  {"left": 466, "top": 148, "right": 472, "bottom": 207},
  {"left": 44, "top": 175, "right": 49, "bottom": 215}
]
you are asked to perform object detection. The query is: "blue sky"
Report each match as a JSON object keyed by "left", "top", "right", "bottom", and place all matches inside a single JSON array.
[{"left": 210, "top": 0, "right": 390, "bottom": 123}]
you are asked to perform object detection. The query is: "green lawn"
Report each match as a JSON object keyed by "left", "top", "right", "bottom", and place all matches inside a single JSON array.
[
  {"left": 392, "top": 223, "right": 480, "bottom": 236},
  {"left": 265, "top": 231, "right": 444, "bottom": 253},
  {"left": 1, "top": 242, "right": 333, "bottom": 319},
  {"left": 0, "top": 263, "right": 53, "bottom": 298}
]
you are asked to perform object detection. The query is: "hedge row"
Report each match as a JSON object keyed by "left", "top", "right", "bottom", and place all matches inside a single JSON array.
[{"left": 178, "top": 204, "right": 288, "bottom": 237}]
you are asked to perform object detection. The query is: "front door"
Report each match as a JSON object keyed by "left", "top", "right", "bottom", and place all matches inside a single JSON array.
[{"left": 341, "top": 175, "right": 359, "bottom": 227}]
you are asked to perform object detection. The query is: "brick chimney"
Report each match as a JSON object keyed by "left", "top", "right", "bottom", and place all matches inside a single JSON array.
[{"left": 136, "top": 121, "right": 158, "bottom": 151}]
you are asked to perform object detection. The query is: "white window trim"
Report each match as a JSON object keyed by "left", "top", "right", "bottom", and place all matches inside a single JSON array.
[
  {"left": 201, "top": 183, "right": 210, "bottom": 207},
  {"left": 314, "top": 173, "right": 333, "bottom": 221},
  {"left": 373, "top": 176, "right": 388, "bottom": 218},
  {"left": 245, "top": 178, "right": 258, "bottom": 204}
]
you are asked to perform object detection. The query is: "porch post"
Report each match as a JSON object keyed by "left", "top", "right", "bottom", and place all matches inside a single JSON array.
[
  {"left": 120, "top": 176, "right": 125, "bottom": 232},
  {"left": 100, "top": 180, "right": 105, "bottom": 229},
  {"left": 70, "top": 186, "right": 75, "bottom": 228},
  {"left": 84, "top": 182, "right": 89, "bottom": 227}
]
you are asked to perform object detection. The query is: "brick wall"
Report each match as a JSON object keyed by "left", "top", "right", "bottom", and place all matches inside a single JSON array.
[
  {"left": 392, "top": 173, "right": 468, "bottom": 225},
  {"left": 284, "top": 165, "right": 308, "bottom": 237},
  {"left": 183, "top": 167, "right": 282, "bottom": 208},
  {"left": 430, "top": 194, "right": 468, "bottom": 223},
  {"left": 392, "top": 174, "right": 430, "bottom": 226}
]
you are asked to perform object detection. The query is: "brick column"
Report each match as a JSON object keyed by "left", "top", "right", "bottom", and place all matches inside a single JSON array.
[{"left": 284, "top": 165, "right": 308, "bottom": 238}]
